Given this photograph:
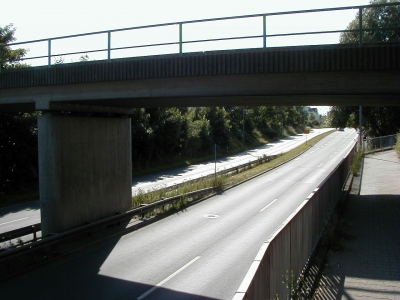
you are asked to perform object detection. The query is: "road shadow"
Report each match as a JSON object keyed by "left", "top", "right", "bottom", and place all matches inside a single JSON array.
[
  {"left": 0, "top": 199, "right": 39, "bottom": 218},
  {"left": 0, "top": 220, "right": 222, "bottom": 300}
]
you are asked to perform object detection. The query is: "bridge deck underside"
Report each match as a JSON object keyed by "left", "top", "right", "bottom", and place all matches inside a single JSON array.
[{"left": 1, "top": 43, "right": 399, "bottom": 110}]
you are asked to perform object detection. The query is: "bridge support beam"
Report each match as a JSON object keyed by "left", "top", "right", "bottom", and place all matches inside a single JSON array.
[{"left": 38, "top": 113, "right": 132, "bottom": 236}]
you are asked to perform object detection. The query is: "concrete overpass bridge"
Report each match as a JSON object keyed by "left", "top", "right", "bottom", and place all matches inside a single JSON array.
[
  {"left": 1, "top": 43, "right": 399, "bottom": 111},
  {"left": 1, "top": 3, "right": 399, "bottom": 235}
]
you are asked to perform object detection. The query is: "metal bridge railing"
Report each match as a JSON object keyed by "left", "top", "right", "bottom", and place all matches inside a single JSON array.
[{"left": 1, "top": 2, "right": 399, "bottom": 70}]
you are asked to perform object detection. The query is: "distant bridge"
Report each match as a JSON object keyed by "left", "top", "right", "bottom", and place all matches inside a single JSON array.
[{"left": 0, "top": 3, "right": 399, "bottom": 236}]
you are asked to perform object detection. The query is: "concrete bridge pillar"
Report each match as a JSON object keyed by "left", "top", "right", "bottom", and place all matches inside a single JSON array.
[{"left": 38, "top": 113, "right": 132, "bottom": 236}]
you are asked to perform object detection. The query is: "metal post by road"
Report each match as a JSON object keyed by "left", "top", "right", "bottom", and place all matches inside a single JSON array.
[
  {"left": 359, "top": 7, "right": 363, "bottom": 47},
  {"left": 214, "top": 144, "right": 217, "bottom": 184},
  {"left": 359, "top": 106, "right": 362, "bottom": 149},
  {"left": 242, "top": 107, "right": 245, "bottom": 147}
]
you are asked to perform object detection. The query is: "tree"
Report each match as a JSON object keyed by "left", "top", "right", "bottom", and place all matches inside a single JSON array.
[
  {"left": 329, "top": 0, "right": 400, "bottom": 136},
  {"left": 79, "top": 54, "right": 90, "bottom": 62},
  {"left": 1, "top": 25, "right": 38, "bottom": 201},
  {"left": 339, "top": 0, "right": 400, "bottom": 44},
  {"left": 0, "top": 24, "right": 29, "bottom": 69}
]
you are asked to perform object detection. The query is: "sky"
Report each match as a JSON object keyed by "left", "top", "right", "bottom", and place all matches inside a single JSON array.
[{"left": 4, "top": 0, "right": 372, "bottom": 115}]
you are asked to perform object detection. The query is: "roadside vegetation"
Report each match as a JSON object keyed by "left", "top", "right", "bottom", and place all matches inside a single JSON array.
[
  {"left": 350, "top": 149, "right": 364, "bottom": 176},
  {"left": 396, "top": 133, "right": 400, "bottom": 157}
]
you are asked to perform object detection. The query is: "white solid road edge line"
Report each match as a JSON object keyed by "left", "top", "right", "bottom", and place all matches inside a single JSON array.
[
  {"left": 260, "top": 199, "right": 278, "bottom": 212},
  {"left": 0, "top": 217, "right": 29, "bottom": 226},
  {"left": 137, "top": 256, "right": 201, "bottom": 300}
]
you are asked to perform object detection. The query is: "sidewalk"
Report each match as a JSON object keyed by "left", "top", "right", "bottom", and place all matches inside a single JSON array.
[{"left": 313, "top": 150, "right": 400, "bottom": 299}]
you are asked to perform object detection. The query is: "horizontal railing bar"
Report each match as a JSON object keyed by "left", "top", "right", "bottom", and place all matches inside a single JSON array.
[
  {"left": 16, "top": 48, "right": 109, "bottom": 62},
  {"left": 11, "top": 25, "right": 399, "bottom": 64},
  {"left": 111, "top": 41, "right": 179, "bottom": 51},
  {"left": 183, "top": 34, "right": 264, "bottom": 45},
  {"left": 5, "top": 3, "right": 398, "bottom": 48},
  {"left": 45, "top": 48, "right": 109, "bottom": 60},
  {"left": 13, "top": 26, "right": 398, "bottom": 59}
]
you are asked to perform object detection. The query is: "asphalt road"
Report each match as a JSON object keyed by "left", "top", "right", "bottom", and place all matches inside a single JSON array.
[
  {"left": 0, "top": 200, "right": 40, "bottom": 234},
  {"left": 0, "top": 128, "right": 357, "bottom": 299},
  {"left": 132, "top": 128, "right": 332, "bottom": 194},
  {"left": 0, "top": 128, "right": 331, "bottom": 234}
]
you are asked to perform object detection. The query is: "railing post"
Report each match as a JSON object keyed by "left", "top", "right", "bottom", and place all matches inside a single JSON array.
[
  {"left": 32, "top": 225, "right": 37, "bottom": 241},
  {"left": 179, "top": 23, "right": 183, "bottom": 54},
  {"left": 263, "top": 15, "right": 267, "bottom": 48},
  {"left": 48, "top": 39, "right": 52, "bottom": 66},
  {"left": 358, "top": 7, "right": 363, "bottom": 46},
  {"left": 108, "top": 31, "right": 111, "bottom": 60}
]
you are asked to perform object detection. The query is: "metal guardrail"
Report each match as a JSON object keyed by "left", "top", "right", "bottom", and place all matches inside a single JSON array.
[
  {"left": 1, "top": 153, "right": 277, "bottom": 247},
  {"left": 0, "top": 146, "right": 287, "bottom": 258},
  {"left": 0, "top": 187, "right": 214, "bottom": 263},
  {"left": 155, "top": 153, "right": 279, "bottom": 194},
  {"left": 0, "top": 223, "right": 41, "bottom": 243},
  {"left": 363, "top": 134, "right": 397, "bottom": 153},
  {"left": 1, "top": 2, "right": 399, "bottom": 69}
]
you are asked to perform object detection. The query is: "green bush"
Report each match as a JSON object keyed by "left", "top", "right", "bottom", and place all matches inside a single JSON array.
[{"left": 351, "top": 150, "right": 364, "bottom": 176}]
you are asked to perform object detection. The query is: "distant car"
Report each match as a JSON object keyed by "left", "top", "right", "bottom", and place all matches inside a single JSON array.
[{"left": 337, "top": 127, "right": 344, "bottom": 131}]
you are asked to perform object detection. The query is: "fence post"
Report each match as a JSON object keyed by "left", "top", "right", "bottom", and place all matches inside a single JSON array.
[
  {"left": 108, "top": 31, "right": 111, "bottom": 60},
  {"left": 32, "top": 225, "right": 37, "bottom": 241},
  {"left": 179, "top": 23, "right": 183, "bottom": 54},
  {"left": 48, "top": 39, "right": 52, "bottom": 66},
  {"left": 263, "top": 15, "right": 267, "bottom": 48}
]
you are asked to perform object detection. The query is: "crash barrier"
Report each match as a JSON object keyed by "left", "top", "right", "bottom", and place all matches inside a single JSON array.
[
  {"left": 0, "top": 187, "right": 214, "bottom": 258},
  {"left": 363, "top": 134, "right": 397, "bottom": 153},
  {"left": 233, "top": 142, "right": 356, "bottom": 300},
  {"left": 0, "top": 223, "right": 41, "bottom": 243},
  {"left": 157, "top": 153, "right": 280, "bottom": 194},
  {"left": 1, "top": 152, "right": 279, "bottom": 248}
]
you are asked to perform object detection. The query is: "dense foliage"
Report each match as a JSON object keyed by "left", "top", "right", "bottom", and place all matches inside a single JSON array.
[
  {"left": 1, "top": 24, "right": 37, "bottom": 201},
  {"left": 329, "top": 0, "right": 400, "bottom": 137},
  {"left": 339, "top": 0, "right": 399, "bottom": 44},
  {"left": 0, "top": 24, "right": 29, "bottom": 69},
  {"left": 130, "top": 106, "right": 309, "bottom": 172},
  {"left": 0, "top": 113, "right": 39, "bottom": 196}
]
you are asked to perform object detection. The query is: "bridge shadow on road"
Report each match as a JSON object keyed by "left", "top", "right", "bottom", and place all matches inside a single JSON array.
[
  {"left": 0, "top": 218, "right": 221, "bottom": 300},
  {"left": 0, "top": 200, "right": 39, "bottom": 218}
]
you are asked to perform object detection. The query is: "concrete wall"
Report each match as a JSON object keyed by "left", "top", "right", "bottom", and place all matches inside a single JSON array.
[
  {"left": 233, "top": 143, "right": 356, "bottom": 299},
  {"left": 38, "top": 113, "right": 132, "bottom": 235}
]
